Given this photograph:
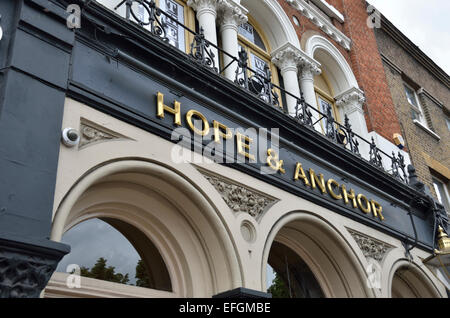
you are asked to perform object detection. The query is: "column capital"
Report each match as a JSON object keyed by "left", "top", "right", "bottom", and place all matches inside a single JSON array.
[
  {"left": 187, "top": 0, "right": 219, "bottom": 17},
  {"left": 271, "top": 42, "right": 304, "bottom": 74},
  {"left": 335, "top": 86, "right": 366, "bottom": 113},
  {"left": 217, "top": 0, "right": 248, "bottom": 30},
  {"left": 298, "top": 55, "right": 322, "bottom": 80}
]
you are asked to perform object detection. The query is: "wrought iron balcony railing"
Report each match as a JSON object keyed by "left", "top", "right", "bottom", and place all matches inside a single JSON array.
[{"left": 106, "top": 0, "right": 409, "bottom": 184}]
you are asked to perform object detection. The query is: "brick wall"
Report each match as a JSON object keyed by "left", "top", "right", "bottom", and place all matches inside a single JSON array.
[
  {"left": 374, "top": 27, "right": 450, "bottom": 198},
  {"left": 278, "top": 0, "right": 402, "bottom": 144}
]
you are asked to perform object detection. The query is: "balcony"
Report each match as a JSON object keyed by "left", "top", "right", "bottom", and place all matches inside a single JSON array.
[{"left": 81, "top": 0, "right": 410, "bottom": 186}]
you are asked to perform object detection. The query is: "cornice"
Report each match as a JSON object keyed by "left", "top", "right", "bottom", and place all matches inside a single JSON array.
[{"left": 286, "top": 0, "right": 351, "bottom": 51}]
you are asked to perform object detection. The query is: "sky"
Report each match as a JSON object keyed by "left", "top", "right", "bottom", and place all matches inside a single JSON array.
[{"left": 367, "top": 0, "right": 450, "bottom": 75}]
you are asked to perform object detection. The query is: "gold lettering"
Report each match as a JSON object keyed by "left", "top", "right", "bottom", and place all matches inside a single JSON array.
[
  {"left": 156, "top": 92, "right": 181, "bottom": 126},
  {"left": 186, "top": 110, "right": 210, "bottom": 136},
  {"left": 236, "top": 132, "right": 256, "bottom": 161},
  {"left": 341, "top": 185, "right": 357, "bottom": 208},
  {"left": 294, "top": 163, "right": 310, "bottom": 186},
  {"left": 310, "top": 169, "right": 326, "bottom": 194},
  {"left": 267, "top": 149, "right": 286, "bottom": 174},
  {"left": 327, "top": 179, "right": 342, "bottom": 200},
  {"left": 371, "top": 200, "right": 385, "bottom": 221},
  {"left": 213, "top": 120, "right": 232, "bottom": 144},
  {"left": 357, "top": 194, "right": 371, "bottom": 214}
]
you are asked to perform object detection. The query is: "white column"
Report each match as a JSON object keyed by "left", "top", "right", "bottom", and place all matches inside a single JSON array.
[
  {"left": 271, "top": 43, "right": 304, "bottom": 116},
  {"left": 217, "top": 0, "right": 248, "bottom": 80},
  {"left": 298, "top": 58, "right": 321, "bottom": 109},
  {"left": 335, "top": 87, "right": 370, "bottom": 159},
  {"left": 187, "top": 0, "right": 220, "bottom": 68}
]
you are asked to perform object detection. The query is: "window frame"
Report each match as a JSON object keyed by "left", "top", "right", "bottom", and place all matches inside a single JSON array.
[
  {"left": 432, "top": 177, "right": 450, "bottom": 213},
  {"left": 156, "top": 0, "right": 196, "bottom": 53},
  {"left": 236, "top": 16, "right": 283, "bottom": 108},
  {"left": 313, "top": 71, "right": 341, "bottom": 135},
  {"left": 403, "top": 82, "right": 428, "bottom": 128}
]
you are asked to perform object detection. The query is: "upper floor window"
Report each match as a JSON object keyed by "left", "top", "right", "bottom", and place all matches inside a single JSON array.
[
  {"left": 99, "top": 0, "right": 195, "bottom": 53},
  {"left": 404, "top": 83, "right": 428, "bottom": 128},
  {"left": 432, "top": 176, "right": 450, "bottom": 213},
  {"left": 236, "top": 17, "right": 282, "bottom": 108},
  {"left": 314, "top": 71, "right": 341, "bottom": 134}
]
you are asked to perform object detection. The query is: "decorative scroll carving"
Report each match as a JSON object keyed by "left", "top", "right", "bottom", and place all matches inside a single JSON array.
[
  {"left": 79, "top": 119, "right": 130, "bottom": 149},
  {"left": 200, "top": 170, "right": 278, "bottom": 219},
  {"left": 347, "top": 229, "right": 393, "bottom": 262},
  {"left": 0, "top": 249, "right": 61, "bottom": 298}
]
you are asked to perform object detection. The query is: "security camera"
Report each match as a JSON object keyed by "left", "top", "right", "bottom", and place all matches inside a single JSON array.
[{"left": 62, "top": 128, "right": 80, "bottom": 147}]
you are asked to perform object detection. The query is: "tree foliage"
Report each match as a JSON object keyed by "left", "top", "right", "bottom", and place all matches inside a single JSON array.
[
  {"left": 80, "top": 257, "right": 130, "bottom": 285},
  {"left": 267, "top": 272, "right": 291, "bottom": 298},
  {"left": 135, "top": 259, "right": 152, "bottom": 288}
]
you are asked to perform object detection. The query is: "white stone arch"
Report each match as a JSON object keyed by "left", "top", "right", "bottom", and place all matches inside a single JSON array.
[
  {"left": 50, "top": 159, "right": 242, "bottom": 298},
  {"left": 305, "top": 34, "right": 358, "bottom": 95},
  {"left": 261, "top": 211, "right": 374, "bottom": 298},
  {"left": 382, "top": 248, "right": 444, "bottom": 298},
  {"left": 241, "top": 0, "right": 300, "bottom": 51}
]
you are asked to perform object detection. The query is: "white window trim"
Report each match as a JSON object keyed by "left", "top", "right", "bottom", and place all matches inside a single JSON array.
[
  {"left": 404, "top": 82, "right": 429, "bottom": 127},
  {"left": 413, "top": 119, "right": 441, "bottom": 141},
  {"left": 432, "top": 178, "right": 450, "bottom": 212}
]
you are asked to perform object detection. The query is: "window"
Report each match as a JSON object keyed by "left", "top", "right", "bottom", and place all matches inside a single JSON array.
[
  {"left": 404, "top": 83, "right": 428, "bottom": 128},
  {"left": 236, "top": 17, "right": 282, "bottom": 108},
  {"left": 314, "top": 72, "right": 341, "bottom": 135},
  {"left": 432, "top": 177, "right": 450, "bottom": 213},
  {"left": 98, "top": 0, "right": 195, "bottom": 53}
]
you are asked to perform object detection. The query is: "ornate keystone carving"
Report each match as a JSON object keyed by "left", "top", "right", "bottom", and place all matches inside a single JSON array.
[
  {"left": 200, "top": 170, "right": 278, "bottom": 219},
  {"left": 347, "top": 229, "right": 393, "bottom": 262},
  {"left": 79, "top": 119, "right": 130, "bottom": 149}
]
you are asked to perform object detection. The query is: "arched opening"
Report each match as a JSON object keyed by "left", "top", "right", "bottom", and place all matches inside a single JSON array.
[
  {"left": 55, "top": 217, "right": 172, "bottom": 292},
  {"left": 48, "top": 160, "right": 241, "bottom": 298},
  {"left": 267, "top": 241, "right": 324, "bottom": 298},
  {"left": 391, "top": 265, "right": 440, "bottom": 298},
  {"left": 306, "top": 35, "right": 359, "bottom": 123},
  {"left": 263, "top": 214, "right": 372, "bottom": 298},
  {"left": 241, "top": 0, "right": 300, "bottom": 51}
]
